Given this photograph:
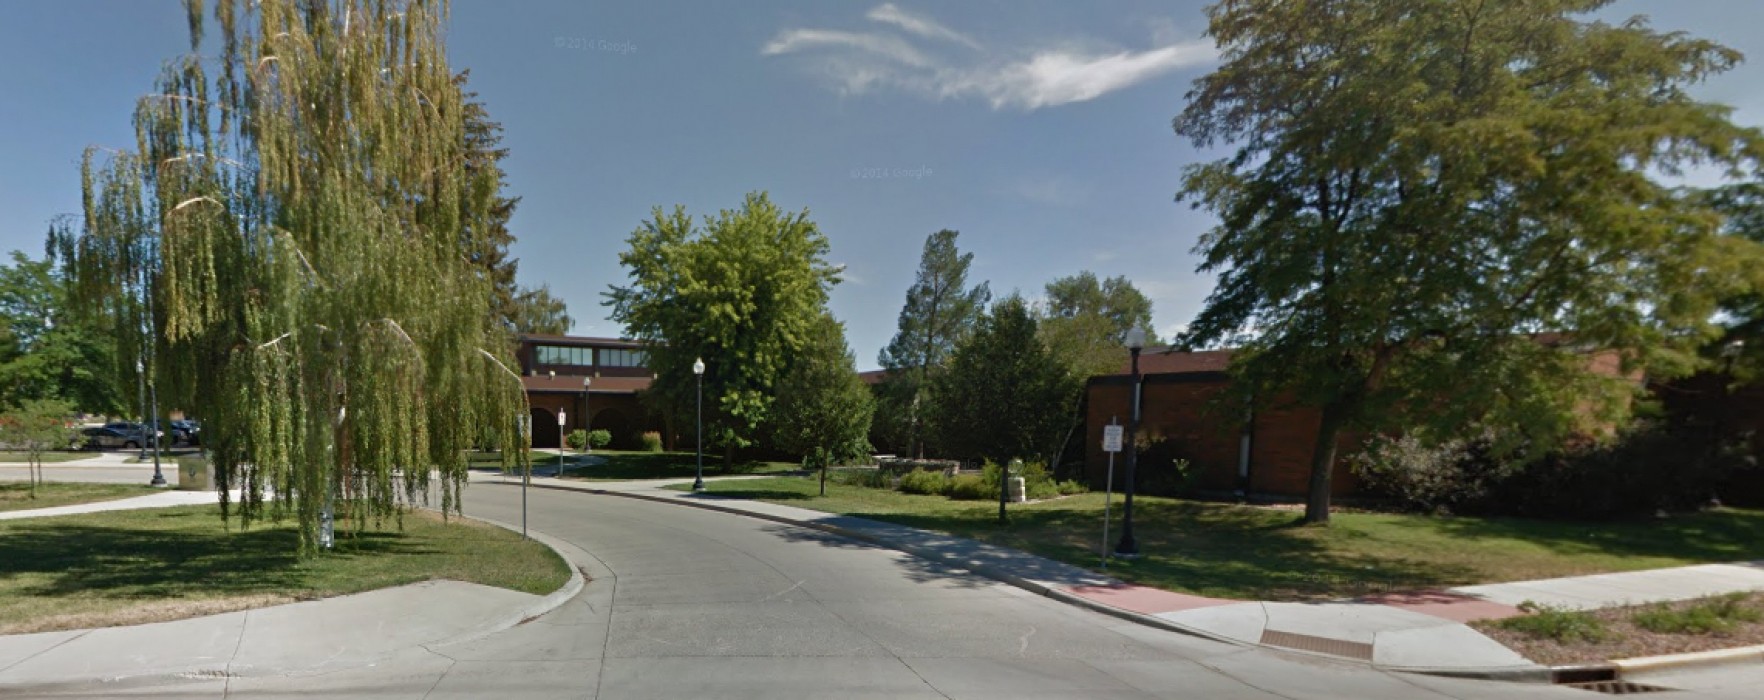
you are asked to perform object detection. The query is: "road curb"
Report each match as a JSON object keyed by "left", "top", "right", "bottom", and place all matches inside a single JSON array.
[
  {"left": 0, "top": 509, "right": 587, "bottom": 696},
  {"left": 490, "top": 480, "right": 1557, "bottom": 683},
  {"left": 1613, "top": 644, "right": 1764, "bottom": 676}
]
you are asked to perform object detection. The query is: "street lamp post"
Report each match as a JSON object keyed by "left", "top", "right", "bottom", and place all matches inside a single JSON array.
[
  {"left": 582, "top": 376, "right": 593, "bottom": 455},
  {"left": 692, "top": 357, "right": 706, "bottom": 491},
  {"left": 1114, "top": 326, "right": 1146, "bottom": 557}
]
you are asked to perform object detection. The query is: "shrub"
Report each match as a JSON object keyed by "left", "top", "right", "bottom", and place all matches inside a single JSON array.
[
  {"left": 1631, "top": 594, "right": 1761, "bottom": 635},
  {"left": 948, "top": 474, "right": 990, "bottom": 500},
  {"left": 1350, "top": 432, "right": 1516, "bottom": 515},
  {"left": 897, "top": 468, "right": 950, "bottom": 496},
  {"left": 638, "top": 431, "right": 664, "bottom": 453},
  {"left": 1056, "top": 480, "right": 1088, "bottom": 496},
  {"left": 565, "top": 429, "right": 589, "bottom": 451},
  {"left": 1495, "top": 421, "right": 1751, "bottom": 519},
  {"left": 587, "top": 429, "right": 612, "bottom": 449},
  {"left": 1496, "top": 601, "right": 1611, "bottom": 644}
]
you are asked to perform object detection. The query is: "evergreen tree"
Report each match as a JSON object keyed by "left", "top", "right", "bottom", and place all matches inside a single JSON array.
[
  {"left": 772, "top": 313, "right": 874, "bottom": 495},
  {"left": 877, "top": 230, "right": 989, "bottom": 457},
  {"left": 929, "top": 296, "right": 1078, "bottom": 469}
]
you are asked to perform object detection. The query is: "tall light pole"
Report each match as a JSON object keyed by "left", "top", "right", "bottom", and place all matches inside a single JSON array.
[
  {"left": 582, "top": 376, "right": 593, "bottom": 455},
  {"left": 1114, "top": 326, "right": 1146, "bottom": 557},
  {"left": 692, "top": 357, "right": 706, "bottom": 491}
]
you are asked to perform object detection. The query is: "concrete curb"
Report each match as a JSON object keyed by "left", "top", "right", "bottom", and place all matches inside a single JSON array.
[
  {"left": 1613, "top": 644, "right": 1764, "bottom": 676},
  {"left": 490, "top": 480, "right": 1556, "bottom": 683},
  {"left": 0, "top": 510, "right": 587, "bottom": 695}
]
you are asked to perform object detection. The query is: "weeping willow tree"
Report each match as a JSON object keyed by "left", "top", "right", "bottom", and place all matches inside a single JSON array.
[{"left": 51, "top": 0, "right": 530, "bottom": 555}]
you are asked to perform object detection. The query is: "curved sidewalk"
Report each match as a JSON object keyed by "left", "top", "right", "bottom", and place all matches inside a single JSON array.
[
  {"left": 489, "top": 473, "right": 1764, "bottom": 679},
  {"left": 0, "top": 497, "right": 588, "bottom": 693}
]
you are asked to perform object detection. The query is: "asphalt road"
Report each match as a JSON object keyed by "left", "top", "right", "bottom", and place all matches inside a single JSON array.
[{"left": 13, "top": 483, "right": 1764, "bottom": 698}]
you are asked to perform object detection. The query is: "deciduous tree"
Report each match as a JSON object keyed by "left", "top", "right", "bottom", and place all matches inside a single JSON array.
[
  {"left": 1175, "top": 0, "right": 1764, "bottom": 523},
  {"left": 0, "top": 250, "right": 123, "bottom": 413},
  {"left": 0, "top": 399, "right": 81, "bottom": 498},
  {"left": 53, "top": 0, "right": 529, "bottom": 554},
  {"left": 771, "top": 313, "right": 874, "bottom": 495},
  {"left": 605, "top": 192, "right": 840, "bottom": 469}
]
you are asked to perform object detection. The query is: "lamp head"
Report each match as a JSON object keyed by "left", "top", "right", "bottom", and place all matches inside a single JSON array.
[
  {"left": 583, "top": 376, "right": 592, "bottom": 388},
  {"left": 1124, "top": 326, "right": 1147, "bottom": 350},
  {"left": 693, "top": 357, "right": 705, "bottom": 376}
]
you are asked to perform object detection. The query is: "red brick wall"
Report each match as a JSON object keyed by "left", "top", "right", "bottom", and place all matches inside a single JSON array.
[{"left": 1085, "top": 377, "right": 1364, "bottom": 499}]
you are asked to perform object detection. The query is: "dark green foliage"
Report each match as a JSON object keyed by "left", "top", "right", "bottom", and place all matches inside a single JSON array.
[
  {"left": 1498, "top": 601, "right": 1612, "bottom": 644},
  {"left": 770, "top": 313, "right": 875, "bottom": 470},
  {"left": 947, "top": 473, "right": 990, "bottom": 500},
  {"left": 588, "top": 429, "right": 612, "bottom": 449},
  {"left": 929, "top": 296, "right": 1079, "bottom": 468},
  {"left": 1175, "top": 0, "right": 1764, "bottom": 523},
  {"left": 877, "top": 230, "right": 991, "bottom": 457},
  {"left": 1631, "top": 594, "right": 1761, "bottom": 635},
  {"left": 0, "top": 251, "right": 123, "bottom": 414},
  {"left": 897, "top": 468, "right": 950, "bottom": 496}
]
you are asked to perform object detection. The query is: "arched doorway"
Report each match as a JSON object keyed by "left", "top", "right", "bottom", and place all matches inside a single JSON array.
[
  {"left": 592, "top": 407, "right": 640, "bottom": 450},
  {"left": 530, "top": 407, "right": 560, "bottom": 449}
]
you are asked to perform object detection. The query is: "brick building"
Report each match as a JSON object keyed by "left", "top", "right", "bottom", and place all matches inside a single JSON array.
[{"left": 515, "top": 334, "right": 666, "bottom": 449}]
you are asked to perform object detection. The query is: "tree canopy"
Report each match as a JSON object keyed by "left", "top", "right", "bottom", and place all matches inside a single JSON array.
[
  {"left": 52, "top": 0, "right": 529, "bottom": 553},
  {"left": 771, "top": 313, "right": 875, "bottom": 494},
  {"left": 1038, "top": 271, "right": 1159, "bottom": 380},
  {"left": 604, "top": 192, "right": 840, "bottom": 467},
  {"left": 1174, "top": 0, "right": 1764, "bottom": 522},
  {"left": 930, "top": 295, "right": 1078, "bottom": 468},
  {"left": 0, "top": 250, "right": 123, "bottom": 413},
  {"left": 877, "top": 229, "right": 990, "bottom": 457}
]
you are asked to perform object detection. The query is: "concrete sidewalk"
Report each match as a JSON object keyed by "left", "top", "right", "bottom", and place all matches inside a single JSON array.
[
  {"left": 0, "top": 489, "right": 234, "bottom": 521},
  {"left": 490, "top": 472, "right": 1764, "bottom": 677}
]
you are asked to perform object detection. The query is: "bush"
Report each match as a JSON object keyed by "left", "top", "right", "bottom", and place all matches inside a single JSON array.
[
  {"left": 638, "top": 431, "right": 664, "bottom": 453},
  {"left": 897, "top": 468, "right": 950, "bottom": 496},
  {"left": 587, "top": 429, "right": 612, "bottom": 449},
  {"left": 1350, "top": 432, "right": 1516, "bottom": 515},
  {"left": 1496, "top": 601, "right": 1611, "bottom": 643},
  {"left": 1631, "top": 594, "right": 1761, "bottom": 635},
  {"left": 1495, "top": 421, "right": 1750, "bottom": 519},
  {"left": 565, "top": 429, "right": 589, "bottom": 451},
  {"left": 1056, "top": 480, "right": 1088, "bottom": 496},
  {"left": 948, "top": 474, "right": 990, "bottom": 500}
]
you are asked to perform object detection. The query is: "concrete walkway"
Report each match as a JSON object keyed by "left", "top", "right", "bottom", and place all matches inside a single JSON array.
[
  {"left": 485, "top": 472, "right": 1764, "bottom": 676},
  {"left": 0, "top": 489, "right": 233, "bottom": 520}
]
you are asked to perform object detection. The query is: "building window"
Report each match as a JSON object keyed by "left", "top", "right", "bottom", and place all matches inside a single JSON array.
[
  {"left": 597, "top": 348, "right": 648, "bottom": 368},
  {"left": 535, "top": 345, "right": 591, "bottom": 368}
]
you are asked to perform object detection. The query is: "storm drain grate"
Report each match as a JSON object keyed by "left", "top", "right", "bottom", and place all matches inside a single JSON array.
[
  {"left": 1258, "top": 629, "right": 1374, "bottom": 660},
  {"left": 1563, "top": 680, "right": 1675, "bottom": 695}
]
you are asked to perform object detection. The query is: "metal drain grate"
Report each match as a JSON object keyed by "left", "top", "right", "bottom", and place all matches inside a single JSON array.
[
  {"left": 1258, "top": 629, "right": 1374, "bottom": 660},
  {"left": 1564, "top": 680, "right": 1675, "bottom": 695}
]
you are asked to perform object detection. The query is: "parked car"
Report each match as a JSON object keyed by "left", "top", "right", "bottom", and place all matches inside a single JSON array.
[
  {"left": 170, "top": 419, "right": 201, "bottom": 446},
  {"left": 101, "top": 422, "right": 161, "bottom": 447},
  {"left": 79, "top": 426, "right": 143, "bottom": 450}
]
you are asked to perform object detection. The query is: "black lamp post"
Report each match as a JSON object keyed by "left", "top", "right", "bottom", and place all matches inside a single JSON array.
[
  {"left": 692, "top": 357, "right": 706, "bottom": 491},
  {"left": 1114, "top": 326, "right": 1146, "bottom": 557}
]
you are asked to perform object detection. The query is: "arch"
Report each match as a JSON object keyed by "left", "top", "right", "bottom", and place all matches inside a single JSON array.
[
  {"left": 529, "top": 407, "right": 561, "bottom": 449},
  {"left": 590, "top": 406, "right": 641, "bottom": 450}
]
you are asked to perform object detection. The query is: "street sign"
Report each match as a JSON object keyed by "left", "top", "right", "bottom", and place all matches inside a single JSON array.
[
  {"left": 1102, "top": 424, "right": 1124, "bottom": 453},
  {"left": 557, "top": 410, "right": 567, "bottom": 427}
]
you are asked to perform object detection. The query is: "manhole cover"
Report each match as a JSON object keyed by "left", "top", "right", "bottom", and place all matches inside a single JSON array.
[
  {"left": 1258, "top": 629, "right": 1374, "bottom": 660},
  {"left": 1563, "top": 680, "right": 1675, "bottom": 694}
]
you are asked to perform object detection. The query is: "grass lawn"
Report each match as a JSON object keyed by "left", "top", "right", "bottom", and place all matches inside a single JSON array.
[
  {"left": 0, "top": 504, "right": 570, "bottom": 634},
  {"left": 0, "top": 451, "right": 94, "bottom": 464},
  {"left": 676, "top": 475, "right": 1764, "bottom": 601},
  {"left": 466, "top": 450, "right": 573, "bottom": 469},
  {"left": 551, "top": 449, "right": 799, "bottom": 481},
  {"left": 0, "top": 482, "right": 157, "bottom": 512}
]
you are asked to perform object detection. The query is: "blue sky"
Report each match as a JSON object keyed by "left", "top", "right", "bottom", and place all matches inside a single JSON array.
[{"left": 3, "top": 1, "right": 1761, "bottom": 370}]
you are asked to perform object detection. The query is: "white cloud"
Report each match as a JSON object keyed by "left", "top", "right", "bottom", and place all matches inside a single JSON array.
[
  {"left": 762, "top": 5, "right": 1215, "bottom": 111},
  {"left": 865, "top": 3, "right": 982, "bottom": 50}
]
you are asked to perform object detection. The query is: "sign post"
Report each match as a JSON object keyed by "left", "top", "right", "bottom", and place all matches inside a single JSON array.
[{"left": 1101, "top": 418, "right": 1123, "bottom": 569}]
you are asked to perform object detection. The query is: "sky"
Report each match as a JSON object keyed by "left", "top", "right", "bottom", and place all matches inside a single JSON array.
[{"left": 2, "top": 1, "right": 1762, "bottom": 371}]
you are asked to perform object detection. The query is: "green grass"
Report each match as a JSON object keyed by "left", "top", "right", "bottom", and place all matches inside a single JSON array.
[
  {"left": 1632, "top": 593, "right": 1763, "bottom": 635},
  {"left": 551, "top": 449, "right": 798, "bottom": 481},
  {"left": 674, "top": 475, "right": 1764, "bottom": 600},
  {"left": 1497, "top": 601, "right": 1612, "bottom": 643},
  {"left": 0, "top": 451, "right": 94, "bottom": 464},
  {"left": 0, "top": 504, "right": 570, "bottom": 634},
  {"left": 465, "top": 450, "right": 571, "bottom": 469},
  {"left": 0, "top": 482, "right": 157, "bottom": 512}
]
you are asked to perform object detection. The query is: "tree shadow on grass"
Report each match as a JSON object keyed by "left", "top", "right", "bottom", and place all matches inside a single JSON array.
[
  {"left": 686, "top": 487, "right": 815, "bottom": 501},
  {"left": 1412, "top": 508, "right": 1764, "bottom": 565},
  {"left": 0, "top": 510, "right": 435, "bottom": 601}
]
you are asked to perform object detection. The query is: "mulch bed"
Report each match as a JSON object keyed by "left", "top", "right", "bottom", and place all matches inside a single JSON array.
[{"left": 1472, "top": 592, "right": 1764, "bottom": 666}]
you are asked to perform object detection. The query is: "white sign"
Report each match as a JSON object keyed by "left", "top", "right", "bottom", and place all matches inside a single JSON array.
[
  {"left": 557, "top": 411, "right": 567, "bottom": 427},
  {"left": 1102, "top": 425, "right": 1124, "bottom": 453}
]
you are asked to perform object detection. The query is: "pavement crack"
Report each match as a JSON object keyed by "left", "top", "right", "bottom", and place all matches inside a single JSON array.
[
  {"left": 759, "top": 579, "right": 805, "bottom": 602},
  {"left": 0, "top": 628, "right": 92, "bottom": 674},
  {"left": 1017, "top": 625, "right": 1037, "bottom": 656},
  {"left": 896, "top": 658, "right": 955, "bottom": 700}
]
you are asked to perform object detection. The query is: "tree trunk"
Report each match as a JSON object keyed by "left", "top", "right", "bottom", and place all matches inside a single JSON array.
[
  {"left": 1304, "top": 400, "right": 1348, "bottom": 524},
  {"left": 723, "top": 442, "right": 735, "bottom": 473}
]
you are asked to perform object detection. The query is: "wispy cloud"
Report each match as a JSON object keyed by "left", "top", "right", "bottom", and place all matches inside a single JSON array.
[
  {"left": 763, "top": 5, "right": 1214, "bottom": 111},
  {"left": 865, "top": 3, "right": 981, "bottom": 50}
]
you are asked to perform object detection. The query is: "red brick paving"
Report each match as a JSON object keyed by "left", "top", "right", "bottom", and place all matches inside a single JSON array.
[{"left": 1358, "top": 590, "right": 1523, "bottom": 623}]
